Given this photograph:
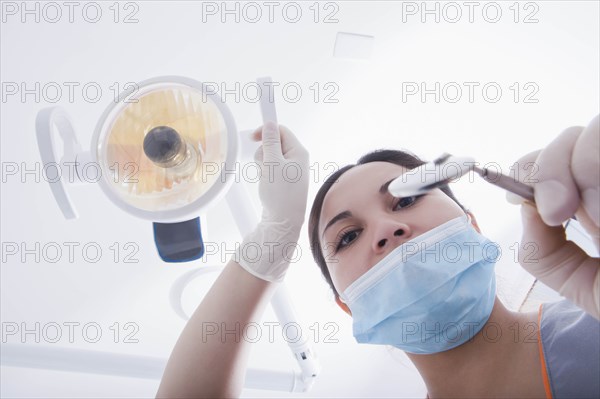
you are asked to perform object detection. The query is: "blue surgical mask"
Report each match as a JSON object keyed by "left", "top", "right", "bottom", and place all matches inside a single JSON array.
[{"left": 339, "top": 214, "right": 498, "bottom": 354}]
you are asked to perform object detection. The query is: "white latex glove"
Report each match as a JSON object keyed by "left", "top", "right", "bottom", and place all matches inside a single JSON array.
[
  {"left": 234, "top": 121, "right": 310, "bottom": 283},
  {"left": 508, "top": 114, "right": 600, "bottom": 319}
]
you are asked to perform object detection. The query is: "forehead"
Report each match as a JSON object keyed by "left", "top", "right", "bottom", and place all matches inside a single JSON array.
[{"left": 319, "top": 162, "right": 409, "bottom": 233}]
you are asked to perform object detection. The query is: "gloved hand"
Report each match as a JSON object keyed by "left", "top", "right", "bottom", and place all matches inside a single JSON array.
[
  {"left": 508, "top": 114, "right": 599, "bottom": 319},
  {"left": 234, "top": 121, "right": 310, "bottom": 283}
]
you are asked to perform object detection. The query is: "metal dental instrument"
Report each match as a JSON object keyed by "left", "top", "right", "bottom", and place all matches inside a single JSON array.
[{"left": 388, "top": 152, "right": 535, "bottom": 201}]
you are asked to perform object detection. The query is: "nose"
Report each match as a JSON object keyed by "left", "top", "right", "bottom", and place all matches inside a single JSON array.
[{"left": 371, "top": 219, "right": 412, "bottom": 255}]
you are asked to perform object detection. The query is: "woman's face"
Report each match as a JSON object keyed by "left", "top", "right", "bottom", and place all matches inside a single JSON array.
[{"left": 318, "top": 161, "right": 467, "bottom": 296}]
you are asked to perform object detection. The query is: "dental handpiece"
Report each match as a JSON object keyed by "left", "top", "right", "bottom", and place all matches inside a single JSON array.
[
  {"left": 388, "top": 153, "right": 578, "bottom": 221},
  {"left": 388, "top": 153, "right": 533, "bottom": 203}
]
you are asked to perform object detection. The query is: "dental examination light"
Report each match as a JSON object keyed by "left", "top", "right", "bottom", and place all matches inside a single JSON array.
[
  {"left": 36, "top": 75, "right": 238, "bottom": 262},
  {"left": 13, "top": 76, "right": 321, "bottom": 392}
]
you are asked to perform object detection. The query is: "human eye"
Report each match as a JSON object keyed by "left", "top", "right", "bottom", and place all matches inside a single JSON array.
[
  {"left": 393, "top": 194, "right": 425, "bottom": 210},
  {"left": 335, "top": 227, "right": 362, "bottom": 252}
]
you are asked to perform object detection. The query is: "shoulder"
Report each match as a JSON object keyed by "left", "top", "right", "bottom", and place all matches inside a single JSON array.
[{"left": 539, "top": 299, "right": 600, "bottom": 398}]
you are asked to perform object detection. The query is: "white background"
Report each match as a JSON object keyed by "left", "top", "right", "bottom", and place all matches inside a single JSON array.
[{"left": 1, "top": 1, "right": 599, "bottom": 397}]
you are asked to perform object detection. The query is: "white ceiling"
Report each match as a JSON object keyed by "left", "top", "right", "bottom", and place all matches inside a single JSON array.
[{"left": 1, "top": 1, "right": 599, "bottom": 397}]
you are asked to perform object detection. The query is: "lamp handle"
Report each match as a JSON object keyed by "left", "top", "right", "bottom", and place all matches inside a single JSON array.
[{"left": 35, "top": 107, "right": 83, "bottom": 219}]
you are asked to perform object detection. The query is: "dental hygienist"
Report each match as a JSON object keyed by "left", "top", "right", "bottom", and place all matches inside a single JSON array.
[{"left": 156, "top": 116, "right": 599, "bottom": 398}]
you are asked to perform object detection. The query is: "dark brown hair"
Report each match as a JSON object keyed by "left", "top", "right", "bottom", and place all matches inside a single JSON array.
[{"left": 308, "top": 149, "right": 468, "bottom": 300}]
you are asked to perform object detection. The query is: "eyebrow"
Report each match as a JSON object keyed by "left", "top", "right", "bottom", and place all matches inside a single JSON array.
[
  {"left": 379, "top": 178, "right": 395, "bottom": 195},
  {"left": 321, "top": 177, "right": 396, "bottom": 239}
]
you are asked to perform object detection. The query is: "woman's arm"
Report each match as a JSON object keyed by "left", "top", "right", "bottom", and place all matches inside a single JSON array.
[
  {"left": 156, "top": 260, "right": 277, "bottom": 398},
  {"left": 156, "top": 122, "right": 310, "bottom": 397}
]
